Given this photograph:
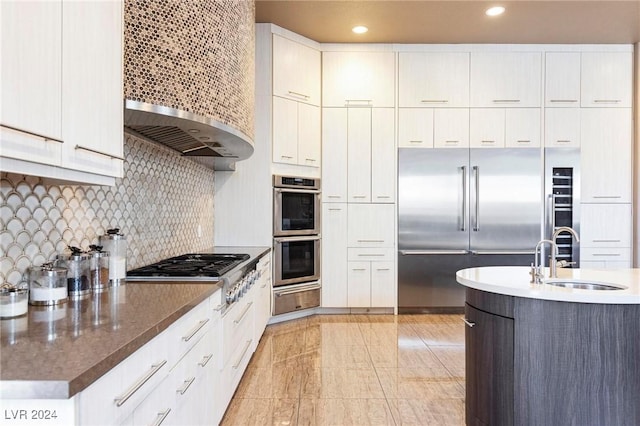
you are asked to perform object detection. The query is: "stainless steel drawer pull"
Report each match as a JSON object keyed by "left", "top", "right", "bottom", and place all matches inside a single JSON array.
[
  {"left": 592, "top": 253, "right": 621, "bottom": 257},
  {"left": 556, "top": 140, "right": 572, "bottom": 143},
  {"left": 516, "top": 140, "right": 531, "bottom": 143},
  {"left": 345, "top": 99, "right": 372, "bottom": 107},
  {"left": 409, "top": 140, "right": 423, "bottom": 143},
  {"left": 281, "top": 155, "right": 294, "bottom": 159},
  {"left": 357, "top": 239, "right": 384, "bottom": 243},
  {"left": 376, "top": 268, "right": 391, "bottom": 271},
  {"left": 151, "top": 409, "right": 171, "bottom": 426},
  {"left": 0, "top": 123, "right": 64, "bottom": 144},
  {"left": 481, "top": 140, "right": 495, "bottom": 144},
  {"left": 328, "top": 208, "right": 343, "bottom": 211},
  {"left": 376, "top": 196, "right": 391, "bottom": 199},
  {"left": 233, "top": 340, "right": 253, "bottom": 369},
  {"left": 305, "top": 158, "right": 316, "bottom": 162},
  {"left": 213, "top": 303, "right": 226, "bottom": 312},
  {"left": 592, "top": 239, "right": 621, "bottom": 243},
  {"left": 114, "top": 360, "right": 167, "bottom": 407},
  {"left": 593, "top": 99, "right": 621, "bottom": 103},
  {"left": 287, "top": 90, "right": 310, "bottom": 99},
  {"left": 462, "top": 318, "right": 476, "bottom": 328},
  {"left": 198, "top": 353, "right": 214, "bottom": 367},
  {"left": 182, "top": 318, "right": 210, "bottom": 342},
  {"left": 592, "top": 196, "right": 622, "bottom": 199},
  {"left": 176, "top": 377, "right": 196, "bottom": 395},
  {"left": 358, "top": 254, "right": 385, "bottom": 257},
  {"left": 550, "top": 99, "right": 577, "bottom": 103},
  {"left": 353, "top": 195, "right": 367, "bottom": 199},
  {"left": 75, "top": 145, "right": 125, "bottom": 160},
  {"left": 421, "top": 99, "right": 448, "bottom": 103},
  {"left": 445, "top": 140, "right": 459, "bottom": 144},
  {"left": 234, "top": 301, "right": 253, "bottom": 324},
  {"left": 492, "top": 99, "right": 520, "bottom": 103},
  {"left": 327, "top": 195, "right": 341, "bottom": 198},
  {"left": 352, "top": 268, "right": 367, "bottom": 271}
]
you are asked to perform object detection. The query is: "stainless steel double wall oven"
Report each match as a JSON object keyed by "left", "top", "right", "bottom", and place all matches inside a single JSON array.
[{"left": 272, "top": 175, "right": 321, "bottom": 315}]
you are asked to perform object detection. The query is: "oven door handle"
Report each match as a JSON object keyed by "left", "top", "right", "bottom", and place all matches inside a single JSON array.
[
  {"left": 274, "top": 235, "right": 321, "bottom": 243},
  {"left": 274, "top": 188, "right": 321, "bottom": 195}
]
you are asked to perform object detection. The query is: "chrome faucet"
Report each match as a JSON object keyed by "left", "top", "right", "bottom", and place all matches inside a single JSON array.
[
  {"left": 531, "top": 239, "right": 558, "bottom": 284},
  {"left": 550, "top": 226, "right": 580, "bottom": 278}
]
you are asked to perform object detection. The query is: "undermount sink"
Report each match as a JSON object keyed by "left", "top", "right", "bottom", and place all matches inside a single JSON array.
[{"left": 544, "top": 279, "right": 627, "bottom": 291}]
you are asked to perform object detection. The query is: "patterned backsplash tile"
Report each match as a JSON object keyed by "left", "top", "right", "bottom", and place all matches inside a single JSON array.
[{"left": 0, "top": 133, "right": 215, "bottom": 286}]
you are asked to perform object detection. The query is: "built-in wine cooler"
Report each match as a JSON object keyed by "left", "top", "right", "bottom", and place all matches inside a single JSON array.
[{"left": 545, "top": 149, "right": 580, "bottom": 267}]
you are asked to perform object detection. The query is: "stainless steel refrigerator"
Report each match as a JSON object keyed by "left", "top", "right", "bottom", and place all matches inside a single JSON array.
[{"left": 398, "top": 148, "right": 542, "bottom": 313}]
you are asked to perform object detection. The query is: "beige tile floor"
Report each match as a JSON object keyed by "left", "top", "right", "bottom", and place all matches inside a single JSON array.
[{"left": 221, "top": 314, "right": 466, "bottom": 426}]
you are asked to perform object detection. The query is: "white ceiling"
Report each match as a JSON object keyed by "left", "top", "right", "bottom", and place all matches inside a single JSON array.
[{"left": 255, "top": 0, "right": 640, "bottom": 44}]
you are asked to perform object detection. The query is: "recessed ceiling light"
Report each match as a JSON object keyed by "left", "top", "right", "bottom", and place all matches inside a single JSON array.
[
  {"left": 486, "top": 6, "right": 505, "bottom": 16},
  {"left": 352, "top": 26, "right": 368, "bottom": 34}
]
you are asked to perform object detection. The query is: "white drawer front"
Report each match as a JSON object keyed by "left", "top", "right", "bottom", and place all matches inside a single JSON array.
[
  {"left": 347, "top": 247, "right": 395, "bottom": 262},
  {"left": 222, "top": 296, "right": 255, "bottom": 366},
  {"left": 167, "top": 301, "right": 212, "bottom": 368},
  {"left": 581, "top": 248, "right": 631, "bottom": 262}
]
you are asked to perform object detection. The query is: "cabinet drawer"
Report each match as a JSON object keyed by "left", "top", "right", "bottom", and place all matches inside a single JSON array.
[
  {"left": 347, "top": 247, "right": 395, "bottom": 262},
  {"left": 222, "top": 296, "right": 254, "bottom": 366},
  {"left": 580, "top": 204, "right": 631, "bottom": 247},
  {"left": 581, "top": 248, "right": 630, "bottom": 262},
  {"left": 167, "top": 301, "right": 212, "bottom": 368}
]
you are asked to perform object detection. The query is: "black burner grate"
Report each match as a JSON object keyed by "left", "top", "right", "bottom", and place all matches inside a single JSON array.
[{"left": 127, "top": 253, "right": 249, "bottom": 278}]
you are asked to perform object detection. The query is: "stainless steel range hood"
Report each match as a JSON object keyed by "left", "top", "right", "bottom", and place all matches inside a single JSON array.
[{"left": 124, "top": 100, "right": 254, "bottom": 171}]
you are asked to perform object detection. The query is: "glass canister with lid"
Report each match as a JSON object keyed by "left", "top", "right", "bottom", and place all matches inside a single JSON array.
[
  {"left": 56, "top": 247, "right": 91, "bottom": 299},
  {"left": 99, "top": 228, "right": 127, "bottom": 285},
  {"left": 88, "top": 244, "right": 110, "bottom": 291},
  {"left": 28, "top": 263, "right": 68, "bottom": 305},
  {"left": 0, "top": 282, "right": 29, "bottom": 318}
]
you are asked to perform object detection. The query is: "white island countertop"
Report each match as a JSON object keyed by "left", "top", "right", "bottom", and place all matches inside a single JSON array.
[{"left": 456, "top": 266, "right": 640, "bottom": 304}]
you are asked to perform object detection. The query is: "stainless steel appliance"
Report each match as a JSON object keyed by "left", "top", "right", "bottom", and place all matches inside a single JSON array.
[
  {"left": 273, "top": 235, "right": 321, "bottom": 286},
  {"left": 273, "top": 175, "right": 321, "bottom": 236},
  {"left": 398, "top": 148, "right": 542, "bottom": 312},
  {"left": 272, "top": 175, "right": 322, "bottom": 315},
  {"left": 545, "top": 148, "right": 580, "bottom": 266},
  {"left": 126, "top": 253, "right": 257, "bottom": 314}
]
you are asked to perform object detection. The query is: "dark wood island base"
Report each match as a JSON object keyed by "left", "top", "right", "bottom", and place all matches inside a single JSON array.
[{"left": 464, "top": 287, "right": 640, "bottom": 426}]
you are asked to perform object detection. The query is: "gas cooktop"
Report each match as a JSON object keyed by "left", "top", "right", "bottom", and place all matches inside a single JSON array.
[{"left": 126, "top": 253, "right": 250, "bottom": 279}]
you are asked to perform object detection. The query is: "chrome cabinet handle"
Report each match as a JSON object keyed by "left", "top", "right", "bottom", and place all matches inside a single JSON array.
[
  {"left": 461, "top": 166, "right": 467, "bottom": 231},
  {"left": 593, "top": 99, "right": 621, "bottom": 103},
  {"left": 213, "top": 303, "right": 225, "bottom": 312},
  {"left": 1, "top": 123, "right": 64, "bottom": 143},
  {"left": 421, "top": 99, "right": 448, "bottom": 103},
  {"left": 592, "top": 195, "right": 622, "bottom": 199},
  {"left": 114, "top": 360, "right": 167, "bottom": 407},
  {"left": 462, "top": 318, "right": 476, "bottom": 328},
  {"left": 345, "top": 99, "right": 372, "bottom": 107},
  {"left": 198, "top": 353, "right": 214, "bottom": 367},
  {"left": 400, "top": 250, "right": 468, "bottom": 255},
  {"left": 182, "top": 318, "right": 210, "bottom": 342},
  {"left": 357, "top": 239, "right": 384, "bottom": 243},
  {"left": 358, "top": 254, "right": 385, "bottom": 257},
  {"left": 151, "top": 409, "right": 171, "bottom": 426},
  {"left": 234, "top": 301, "right": 253, "bottom": 324},
  {"left": 550, "top": 99, "right": 577, "bottom": 103},
  {"left": 492, "top": 99, "right": 520, "bottom": 103},
  {"left": 592, "top": 240, "right": 621, "bottom": 243},
  {"left": 75, "top": 145, "right": 124, "bottom": 160},
  {"left": 287, "top": 90, "right": 310, "bottom": 100},
  {"left": 233, "top": 340, "right": 253, "bottom": 369},
  {"left": 176, "top": 376, "right": 196, "bottom": 395}
]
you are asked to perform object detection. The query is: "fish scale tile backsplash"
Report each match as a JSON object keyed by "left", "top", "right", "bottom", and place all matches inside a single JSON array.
[{"left": 0, "top": 133, "right": 215, "bottom": 286}]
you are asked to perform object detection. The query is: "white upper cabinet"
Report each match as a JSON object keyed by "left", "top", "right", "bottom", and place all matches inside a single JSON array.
[
  {"left": 581, "top": 52, "right": 633, "bottom": 107},
  {"left": 61, "top": 0, "right": 123, "bottom": 178},
  {"left": 398, "top": 109, "right": 434, "bottom": 148},
  {"left": 470, "top": 109, "right": 505, "bottom": 148},
  {"left": 434, "top": 109, "right": 470, "bottom": 148},
  {"left": 470, "top": 52, "right": 542, "bottom": 107},
  {"left": 545, "top": 52, "right": 581, "bottom": 107},
  {"left": 505, "top": 109, "right": 540, "bottom": 148},
  {"left": 398, "top": 52, "right": 470, "bottom": 107},
  {"left": 273, "top": 97, "right": 321, "bottom": 167},
  {"left": 1, "top": 0, "right": 63, "bottom": 166},
  {"left": 322, "top": 108, "right": 348, "bottom": 201},
  {"left": 580, "top": 108, "right": 632, "bottom": 203},
  {"left": 1, "top": 0, "right": 123, "bottom": 183},
  {"left": 272, "top": 34, "right": 321, "bottom": 106},
  {"left": 322, "top": 51, "right": 395, "bottom": 107},
  {"left": 545, "top": 108, "right": 580, "bottom": 148},
  {"left": 347, "top": 108, "right": 373, "bottom": 202}
]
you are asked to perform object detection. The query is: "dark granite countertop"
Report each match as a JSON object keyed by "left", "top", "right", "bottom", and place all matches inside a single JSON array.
[{"left": 0, "top": 282, "right": 220, "bottom": 399}]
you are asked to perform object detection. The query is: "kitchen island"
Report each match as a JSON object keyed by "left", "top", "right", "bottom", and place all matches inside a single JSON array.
[{"left": 456, "top": 266, "right": 640, "bottom": 426}]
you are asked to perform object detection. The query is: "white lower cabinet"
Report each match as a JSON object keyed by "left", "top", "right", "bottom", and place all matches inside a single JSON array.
[
  {"left": 347, "top": 248, "right": 395, "bottom": 308},
  {"left": 580, "top": 203, "right": 632, "bottom": 269},
  {"left": 322, "top": 203, "right": 348, "bottom": 307},
  {"left": 254, "top": 253, "right": 272, "bottom": 340}
]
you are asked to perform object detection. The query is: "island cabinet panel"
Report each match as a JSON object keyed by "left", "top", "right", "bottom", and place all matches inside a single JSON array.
[
  {"left": 464, "top": 303, "right": 514, "bottom": 426},
  {"left": 513, "top": 298, "right": 640, "bottom": 426}
]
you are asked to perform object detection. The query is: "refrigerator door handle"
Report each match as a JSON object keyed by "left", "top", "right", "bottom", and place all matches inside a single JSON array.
[
  {"left": 470, "top": 250, "right": 536, "bottom": 255},
  {"left": 461, "top": 166, "right": 467, "bottom": 231},
  {"left": 473, "top": 166, "right": 480, "bottom": 231},
  {"left": 399, "top": 250, "right": 469, "bottom": 255}
]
